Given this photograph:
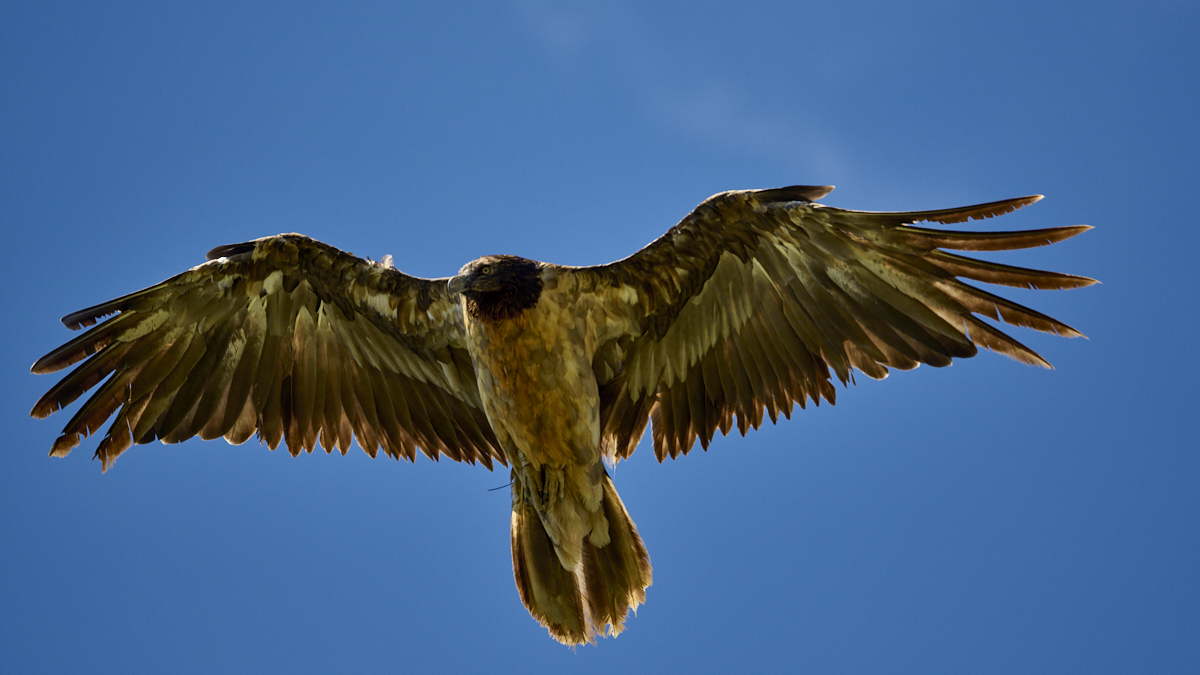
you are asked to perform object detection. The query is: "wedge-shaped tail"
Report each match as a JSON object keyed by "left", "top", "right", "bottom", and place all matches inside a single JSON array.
[{"left": 511, "top": 470, "right": 651, "bottom": 645}]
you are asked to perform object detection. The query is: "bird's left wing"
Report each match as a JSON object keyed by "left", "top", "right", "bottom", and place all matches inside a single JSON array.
[
  {"left": 570, "top": 186, "right": 1096, "bottom": 463},
  {"left": 31, "top": 234, "right": 503, "bottom": 470}
]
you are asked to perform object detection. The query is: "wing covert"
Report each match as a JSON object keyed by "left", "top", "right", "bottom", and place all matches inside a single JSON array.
[{"left": 31, "top": 234, "right": 503, "bottom": 471}]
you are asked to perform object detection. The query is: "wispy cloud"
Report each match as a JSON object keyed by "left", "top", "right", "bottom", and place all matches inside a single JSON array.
[
  {"left": 512, "top": 0, "right": 591, "bottom": 59},
  {"left": 511, "top": 0, "right": 850, "bottom": 177}
]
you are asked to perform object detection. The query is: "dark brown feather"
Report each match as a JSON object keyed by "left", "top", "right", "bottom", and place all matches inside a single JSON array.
[{"left": 896, "top": 225, "right": 1093, "bottom": 251}]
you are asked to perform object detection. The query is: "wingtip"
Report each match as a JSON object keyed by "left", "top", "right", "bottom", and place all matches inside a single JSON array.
[
  {"left": 30, "top": 399, "right": 52, "bottom": 419},
  {"left": 60, "top": 301, "right": 124, "bottom": 330},
  {"left": 754, "top": 185, "right": 836, "bottom": 203},
  {"left": 206, "top": 241, "right": 257, "bottom": 261},
  {"left": 48, "top": 433, "right": 78, "bottom": 458},
  {"left": 61, "top": 309, "right": 101, "bottom": 330}
]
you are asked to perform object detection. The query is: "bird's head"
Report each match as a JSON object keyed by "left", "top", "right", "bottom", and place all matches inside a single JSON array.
[{"left": 448, "top": 255, "right": 543, "bottom": 321}]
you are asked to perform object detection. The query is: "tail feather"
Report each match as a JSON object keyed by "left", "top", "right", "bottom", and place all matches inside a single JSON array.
[
  {"left": 582, "top": 476, "right": 652, "bottom": 636},
  {"left": 511, "top": 500, "right": 589, "bottom": 644},
  {"left": 510, "top": 470, "right": 652, "bottom": 645}
]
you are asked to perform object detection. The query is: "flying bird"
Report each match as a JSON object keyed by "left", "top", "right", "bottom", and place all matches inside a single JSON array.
[{"left": 31, "top": 185, "right": 1095, "bottom": 645}]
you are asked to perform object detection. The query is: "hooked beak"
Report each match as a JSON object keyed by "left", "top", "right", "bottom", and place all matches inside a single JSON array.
[{"left": 447, "top": 275, "right": 467, "bottom": 294}]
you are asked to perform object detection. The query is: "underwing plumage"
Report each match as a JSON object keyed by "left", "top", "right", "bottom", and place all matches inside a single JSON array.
[{"left": 31, "top": 186, "right": 1095, "bottom": 645}]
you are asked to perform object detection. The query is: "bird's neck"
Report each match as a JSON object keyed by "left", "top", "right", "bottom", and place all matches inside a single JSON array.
[{"left": 465, "top": 284, "right": 542, "bottom": 323}]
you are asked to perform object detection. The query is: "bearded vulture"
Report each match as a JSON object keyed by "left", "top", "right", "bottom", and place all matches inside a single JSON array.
[{"left": 31, "top": 185, "right": 1095, "bottom": 645}]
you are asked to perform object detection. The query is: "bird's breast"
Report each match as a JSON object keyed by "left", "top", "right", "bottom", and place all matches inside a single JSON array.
[{"left": 463, "top": 294, "right": 600, "bottom": 469}]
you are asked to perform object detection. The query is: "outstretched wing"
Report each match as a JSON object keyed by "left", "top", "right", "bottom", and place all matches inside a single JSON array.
[
  {"left": 31, "top": 234, "right": 503, "bottom": 471},
  {"left": 575, "top": 186, "right": 1096, "bottom": 462}
]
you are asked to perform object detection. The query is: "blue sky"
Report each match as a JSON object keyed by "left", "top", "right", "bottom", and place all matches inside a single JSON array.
[{"left": 2, "top": 1, "right": 1197, "bottom": 673}]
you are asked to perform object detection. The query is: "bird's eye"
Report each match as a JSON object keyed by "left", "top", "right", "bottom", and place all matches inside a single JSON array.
[{"left": 480, "top": 265, "right": 491, "bottom": 275}]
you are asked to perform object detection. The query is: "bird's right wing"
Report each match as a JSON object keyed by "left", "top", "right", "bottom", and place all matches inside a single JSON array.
[{"left": 31, "top": 234, "right": 503, "bottom": 471}]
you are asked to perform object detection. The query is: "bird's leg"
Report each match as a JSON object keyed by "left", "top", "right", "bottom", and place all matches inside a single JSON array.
[
  {"left": 510, "top": 468, "right": 529, "bottom": 511},
  {"left": 511, "top": 449, "right": 558, "bottom": 514},
  {"left": 539, "top": 464, "right": 566, "bottom": 510}
]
